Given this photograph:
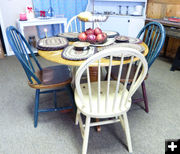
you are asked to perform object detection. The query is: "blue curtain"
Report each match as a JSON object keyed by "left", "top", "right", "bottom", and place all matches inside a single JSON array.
[{"left": 33, "top": 0, "right": 88, "bottom": 38}]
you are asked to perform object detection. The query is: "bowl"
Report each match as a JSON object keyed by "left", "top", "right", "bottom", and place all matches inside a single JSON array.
[
  {"left": 115, "top": 36, "right": 129, "bottom": 43},
  {"left": 73, "top": 42, "right": 90, "bottom": 51}
]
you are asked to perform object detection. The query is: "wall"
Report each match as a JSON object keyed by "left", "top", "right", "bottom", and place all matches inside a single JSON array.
[
  {"left": 0, "top": 0, "right": 37, "bottom": 56},
  {"left": 146, "top": 0, "right": 180, "bottom": 58}
]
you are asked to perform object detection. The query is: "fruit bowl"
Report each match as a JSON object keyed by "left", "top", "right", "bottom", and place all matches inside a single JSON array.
[
  {"left": 77, "top": 12, "right": 109, "bottom": 22},
  {"left": 78, "top": 27, "right": 108, "bottom": 44}
]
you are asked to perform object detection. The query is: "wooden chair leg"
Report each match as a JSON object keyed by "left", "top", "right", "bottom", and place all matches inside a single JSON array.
[
  {"left": 141, "top": 81, "right": 149, "bottom": 113},
  {"left": 96, "top": 119, "right": 101, "bottom": 132},
  {"left": 82, "top": 116, "right": 91, "bottom": 154},
  {"left": 66, "top": 84, "right": 76, "bottom": 113},
  {"left": 123, "top": 113, "right": 133, "bottom": 153},
  {"left": 34, "top": 89, "right": 40, "bottom": 128},
  {"left": 75, "top": 109, "right": 80, "bottom": 125},
  {"left": 53, "top": 91, "right": 57, "bottom": 108},
  {"left": 89, "top": 67, "right": 101, "bottom": 132}
]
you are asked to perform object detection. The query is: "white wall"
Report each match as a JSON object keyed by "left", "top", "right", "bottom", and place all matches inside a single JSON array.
[{"left": 0, "top": 0, "right": 37, "bottom": 56}]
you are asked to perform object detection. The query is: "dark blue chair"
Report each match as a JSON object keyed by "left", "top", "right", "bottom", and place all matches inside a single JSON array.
[
  {"left": 111, "top": 22, "right": 166, "bottom": 112},
  {"left": 6, "top": 26, "right": 74, "bottom": 127}
]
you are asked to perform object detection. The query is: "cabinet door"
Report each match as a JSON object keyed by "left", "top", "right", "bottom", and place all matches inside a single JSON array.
[
  {"left": 99, "top": 16, "right": 129, "bottom": 36},
  {"left": 128, "top": 18, "right": 145, "bottom": 38}
]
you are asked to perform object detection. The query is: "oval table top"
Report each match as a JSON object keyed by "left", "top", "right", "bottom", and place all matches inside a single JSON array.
[{"left": 38, "top": 42, "right": 148, "bottom": 67}]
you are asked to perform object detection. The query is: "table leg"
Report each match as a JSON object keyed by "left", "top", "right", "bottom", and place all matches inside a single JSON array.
[
  {"left": 89, "top": 67, "right": 101, "bottom": 132},
  {"left": 89, "top": 67, "right": 98, "bottom": 81}
]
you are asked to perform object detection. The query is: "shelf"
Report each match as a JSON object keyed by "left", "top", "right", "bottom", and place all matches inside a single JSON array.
[
  {"left": 86, "top": 0, "right": 147, "bottom": 38},
  {"left": 16, "top": 18, "right": 67, "bottom": 55},
  {"left": 95, "top": 0, "right": 147, "bottom": 2},
  {"left": 95, "top": 14, "right": 145, "bottom": 18}
]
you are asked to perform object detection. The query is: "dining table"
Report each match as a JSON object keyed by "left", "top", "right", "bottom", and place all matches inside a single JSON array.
[
  {"left": 38, "top": 42, "right": 148, "bottom": 66},
  {"left": 38, "top": 35, "right": 149, "bottom": 131}
]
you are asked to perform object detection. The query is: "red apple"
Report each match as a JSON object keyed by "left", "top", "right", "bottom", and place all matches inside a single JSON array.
[
  {"left": 94, "top": 27, "right": 102, "bottom": 35},
  {"left": 96, "top": 32, "right": 107, "bottom": 43},
  {"left": 78, "top": 32, "right": 87, "bottom": 41},
  {"left": 87, "top": 34, "right": 96, "bottom": 44},
  {"left": 85, "top": 28, "right": 94, "bottom": 35}
]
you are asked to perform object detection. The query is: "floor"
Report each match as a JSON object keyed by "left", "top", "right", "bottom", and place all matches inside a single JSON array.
[{"left": 0, "top": 56, "right": 180, "bottom": 154}]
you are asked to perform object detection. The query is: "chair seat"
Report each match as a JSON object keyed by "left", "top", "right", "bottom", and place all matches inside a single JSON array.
[
  {"left": 29, "top": 65, "right": 72, "bottom": 89},
  {"left": 110, "top": 64, "right": 148, "bottom": 82},
  {"left": 75, "top": 81, "right": 131, "bottom": 118}
]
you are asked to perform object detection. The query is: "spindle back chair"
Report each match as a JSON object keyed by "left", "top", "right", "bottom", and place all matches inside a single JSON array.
[
  {"left": 65, "top": 15, "right": 100, "bottom": 84},
  {"left": 111, "top": 22, "right": 165, "bottom": 113},
  {"left": 74, "top": 47, "right": 148, "bottom": 154},
  {"left": 65, "top": 15, "right": 100, "bottom": 33},
  {"left": 65, "top": 15, "right": 84, "bottom": 33},
  {"left": 137, "top": 21, "right": 165, "bottom": 68},
  {"left": 6, "top": 26, "right": 74, "bottom": 127}
]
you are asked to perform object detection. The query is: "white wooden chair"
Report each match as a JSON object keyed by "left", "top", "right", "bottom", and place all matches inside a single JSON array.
[
  {"left": 65, "top": 15, "right": 83, "bottom": 33},
  {"left": 74, "top": 47, "right": 148, "bottom": 154},
  {"left": 65, "top": 15, "right": 100, "bottom": 33},
  {"left": 65, "top": 15, "right": 100, "bottom": 85}
]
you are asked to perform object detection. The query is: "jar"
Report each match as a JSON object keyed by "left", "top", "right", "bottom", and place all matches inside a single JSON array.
[
  {"left": 19, "top": 12, "right": 27, "bottom": 21},
  {"left": 28, "top": 36, "right": 36, "bottom": 48}
]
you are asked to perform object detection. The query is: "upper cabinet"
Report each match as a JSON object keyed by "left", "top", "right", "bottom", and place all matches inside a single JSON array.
[
  {"left": 85, "top": 0, "right": 148, "bottom": 37},
  {"left": 86, "top": 0, "right": 147, "bottom": 17}
]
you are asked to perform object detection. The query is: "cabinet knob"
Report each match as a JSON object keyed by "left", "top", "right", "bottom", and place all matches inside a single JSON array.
[{"left": 128, "top": 20, "right": 130, "bottom": 23}]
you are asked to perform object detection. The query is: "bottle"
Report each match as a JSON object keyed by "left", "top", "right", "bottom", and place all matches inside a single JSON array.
[
  {"left": 47, "top": 7, "right": 54, "bottom": 17},
  {"left": 28, "top": 36, "right": 36, "bottom": 48}
]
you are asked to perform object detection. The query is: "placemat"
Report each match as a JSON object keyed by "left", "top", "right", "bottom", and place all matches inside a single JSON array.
[
  {"left": 99, "top": 43, "right": 145, "bottom": 53},
  {"left": 99, "top": 43, "right": 145, "bottom": 60},
  {"left": 62, "top": 46, "right": 97, "bottom": 61},
  {"left": 58, "top": 32, "right": 79, "bottom": 42},
  {"left": 37, "top": 37, "right": 68, "bottom": 51}
]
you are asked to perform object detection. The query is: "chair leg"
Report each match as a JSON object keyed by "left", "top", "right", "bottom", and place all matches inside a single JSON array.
[
  {"left": 34, "top": 89, "right": 40, "bottom": 128},
  {"left": 75, "top": 109, "right": 80, "bottom": 125},
  {"left": 122, "top": 113, "right": 132, "bottom": 153},
  {"left": 71, "top": 66, "right": 78, "bottom": 89},
  {"left": 53, "top": 91, "right": 57, "bottom": 108},
  {"left": 141, "top": 81, "right": 149, "bottom": 113},
  {"left": 82, "top": 116, "right": 91, "bottom": 154},
  {"left": 66, "top": 84, "right": 76, "bottom": 112}
]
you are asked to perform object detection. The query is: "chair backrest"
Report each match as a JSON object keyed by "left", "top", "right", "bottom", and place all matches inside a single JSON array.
[
  {"left": 6, "top": 26, "right": 42, "bottom": 84},
  {"left": 65, "top": 15, "right": 85, "bottom": 33},
  {"left": 65, "top": 15, "right": 100, "bottom": 33},
  {"left": 75, "top": 47, "right": 148, "bottom": 114},
  {"left": 137, "top": 21, "right": 165, "bottom": 68}
]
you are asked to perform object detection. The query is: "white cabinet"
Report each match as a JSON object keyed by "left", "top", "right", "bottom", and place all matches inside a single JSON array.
[
  {"left": 128, "top": 18, "right": 145, "bottom": 37},
  {"left": 97, "top": 16, "right": 145, "bottom": 37},
  {"left": 99, "top": 16, "right": 129, "bottom": 36},
  {"left": 85, "top": 0, "right": 147, "bottom": 38}
]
